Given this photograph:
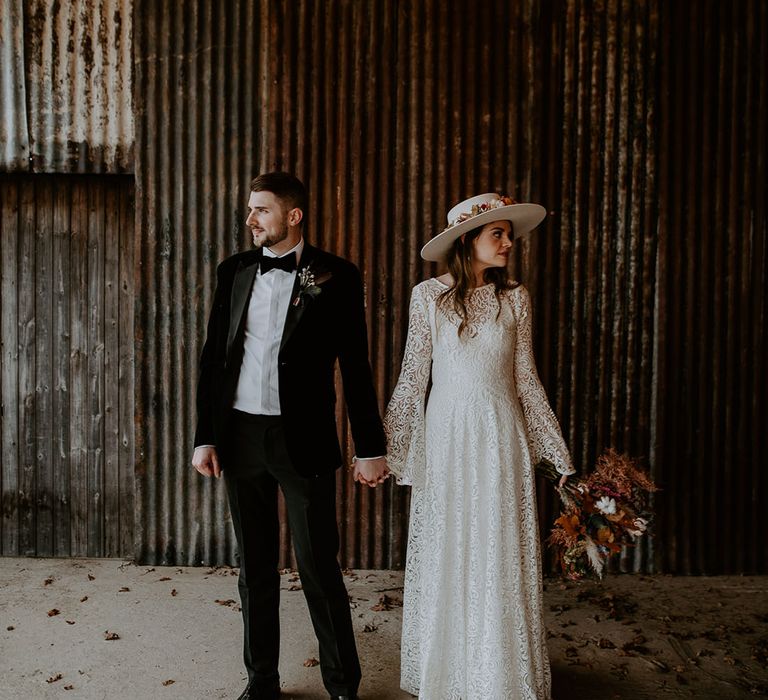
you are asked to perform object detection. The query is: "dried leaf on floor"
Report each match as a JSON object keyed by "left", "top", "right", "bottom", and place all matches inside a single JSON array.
[
  {"left": 80, "top": 596, "right": 88, "bottom": 603},
  {"left": 162, "top": 680, "right": 175, "bottom": 686},
  {"left": 66, "top": 620, "right": 76, "bottom": 625},
  {"left": 87, "top": 574, "right": 95, "bottom": 581},
  {"left": 171, "top": 589, "right": 178, "bottom": 597},
  {"left": 47, "top": 609, "right": 60, "bottom": 617},
  {"left": 46, "top": 674, "right": 63, "bottom": 683},
  {"left": 620, "top": 635, "right": 651, "bottom": 656},
  {"left": 303, "top": 657, "right": 319, "bottom": 667},
  {"left": 104, "top": 631, "right": 120, "bottom": 640},
  {"left": 44, "top": 577, "right": 54, "bottom": 586},
  {"left": 119, "top": 587, "right": 130, "bottom": 592},
  {"left": 371, "top": 594, "right": 402, "bottom": 611},
  {"left": 576, "top": 589, "right": 638, "bottom": 621}
]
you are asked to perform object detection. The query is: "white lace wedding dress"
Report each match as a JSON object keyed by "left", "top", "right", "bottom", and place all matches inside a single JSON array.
[{"left": 385, "top": 278, "right": 574, "bottom": 700}]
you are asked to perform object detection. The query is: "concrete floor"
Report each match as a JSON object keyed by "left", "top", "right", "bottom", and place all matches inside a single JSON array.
[{"left": 1, "top": 558, "right": 766, "bottom": 700}]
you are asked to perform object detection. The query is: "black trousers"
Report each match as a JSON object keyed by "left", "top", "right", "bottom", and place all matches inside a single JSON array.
[{"left": 223, "top": 410, "right": 361, "bottom": 697}]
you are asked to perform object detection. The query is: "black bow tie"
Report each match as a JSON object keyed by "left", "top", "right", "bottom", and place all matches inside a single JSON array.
[{"left": 260, "top": 252, "right": 297, "bottom": 274}]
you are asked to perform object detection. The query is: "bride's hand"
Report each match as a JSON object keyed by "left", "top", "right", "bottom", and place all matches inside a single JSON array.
[
  {"left": 352, "top": 457, "right": 389, "bottom": 487},
  {"left": 558, "top": 473, "right": 569, "bottom": 489}
]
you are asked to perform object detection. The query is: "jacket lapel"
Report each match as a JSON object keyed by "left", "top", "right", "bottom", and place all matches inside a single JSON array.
[
  {"left": 279, "top": 244, "right": 316, "bottom": 353},
  {"left": 226, "top": 252, "right": 261, "bottom": 359}
]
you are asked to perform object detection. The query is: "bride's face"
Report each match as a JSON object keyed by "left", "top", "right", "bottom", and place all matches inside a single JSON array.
[{"left": 471, "top": 220, "right": 514, "bottom": 270}]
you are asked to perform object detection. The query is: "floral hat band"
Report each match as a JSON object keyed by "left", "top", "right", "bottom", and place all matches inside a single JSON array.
[
  {"left": 444, "top": 195, "right": 518, "bottom": 231},
  {"left": 421, "top": 192, "right": 548, "bottom": 262}
]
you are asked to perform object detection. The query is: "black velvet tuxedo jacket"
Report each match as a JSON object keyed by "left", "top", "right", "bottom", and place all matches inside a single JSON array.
[{"left": 194, "top": 243, "right": 387, "bottom": 477}]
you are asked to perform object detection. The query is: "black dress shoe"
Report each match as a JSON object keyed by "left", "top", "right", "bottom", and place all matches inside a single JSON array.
[{"left": 237, "top": 682, "right": 280, "bottom": 700}]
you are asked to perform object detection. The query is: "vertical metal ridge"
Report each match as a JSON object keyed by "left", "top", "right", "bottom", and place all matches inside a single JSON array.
[{"left": 0, "top": 1, "right": 30, "bottom": 169}]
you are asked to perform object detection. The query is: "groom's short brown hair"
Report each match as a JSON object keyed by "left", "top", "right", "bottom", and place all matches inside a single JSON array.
[{"left": 250, "top": 172, "right": 307, "bottom": 216}]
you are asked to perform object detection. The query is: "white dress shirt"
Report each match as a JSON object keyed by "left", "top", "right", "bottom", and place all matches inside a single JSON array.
[{"left": 232, "top": 239, "right": 304, "bottom": 415}]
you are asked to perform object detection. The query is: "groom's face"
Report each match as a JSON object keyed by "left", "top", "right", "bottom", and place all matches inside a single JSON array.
[{"left": 246, "top": 190, "right": 289, "bottom": 248}]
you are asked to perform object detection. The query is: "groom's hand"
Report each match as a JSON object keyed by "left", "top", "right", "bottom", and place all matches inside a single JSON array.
[
  {"left": 352, "top": 456, "right": 389, "bottom": 487},
  {"left": 192, "top": 446, "right": 222, "bottom": 479}
]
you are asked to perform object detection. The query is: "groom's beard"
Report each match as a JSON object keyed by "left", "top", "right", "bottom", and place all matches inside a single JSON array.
[{"left": 252, "top": 221, "right": 289, "bottom": 248}]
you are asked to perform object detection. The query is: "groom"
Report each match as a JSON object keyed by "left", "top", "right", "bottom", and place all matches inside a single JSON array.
[{"left": 192, "top": 172, "right": 389, "bottom": 700}]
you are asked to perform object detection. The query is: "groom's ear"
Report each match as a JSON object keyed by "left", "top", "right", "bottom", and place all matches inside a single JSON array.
[{"left": 288, "top": 207, "right": 303, "bottom": 227}]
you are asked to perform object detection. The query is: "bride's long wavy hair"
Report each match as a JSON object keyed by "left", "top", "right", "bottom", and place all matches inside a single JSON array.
[{"left": 437, "top": 224, "right": 519, "bottom": 337}]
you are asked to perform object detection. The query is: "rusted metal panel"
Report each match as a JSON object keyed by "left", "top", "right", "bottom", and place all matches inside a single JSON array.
[
  {"left": 0, "top": 174, "right": 135, "bottom": 557},
  {"left": 133, "top": 0, "right": 766, "bottom": 573},
  {"left": 0, "top": 0, "right": 134, "bottom": 173},
  {"left": 0, "top": 0, "right": 30, "bottom": 170},
  {"left": 531, "top": 0, "right": 663, "bottom": 574},
  {"left": 655, "top": 0, "right": 767, "bottom": 575}
]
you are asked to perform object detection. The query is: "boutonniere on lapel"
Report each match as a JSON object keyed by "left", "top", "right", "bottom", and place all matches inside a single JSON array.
[{"left": 292, "top": 265, "right": 332, "bottom": 307}]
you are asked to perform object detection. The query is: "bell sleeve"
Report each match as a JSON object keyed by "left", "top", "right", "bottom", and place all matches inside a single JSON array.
[
  {"left": 384, "top": 284, "right": 433, "bottom": 486},
  {"left": 513, "top": 286, "right": 575, "bottom": 476}
]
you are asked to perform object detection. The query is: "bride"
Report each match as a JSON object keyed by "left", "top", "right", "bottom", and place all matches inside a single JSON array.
[{"left": 383, "top": 193, "right": 575, "bottom": 699}]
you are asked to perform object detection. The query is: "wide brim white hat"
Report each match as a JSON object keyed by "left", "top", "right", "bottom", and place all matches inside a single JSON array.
[{"left": 421, "top": 193, "right": 547, "bottom": 262}]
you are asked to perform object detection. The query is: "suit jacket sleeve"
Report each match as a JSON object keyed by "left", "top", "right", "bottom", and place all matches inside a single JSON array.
[
  {"left": 194, "top": 262, "right": 229, "bottom": 448},
  {"left": 336, "top": 264, "right": 387, "bottom": 459}
]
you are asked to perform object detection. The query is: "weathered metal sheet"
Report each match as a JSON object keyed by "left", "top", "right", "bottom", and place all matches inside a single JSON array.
[
  {"left": 531, "top": 0, "right": 663, "bottom": 574},
  {"left": 655, "top": 0, "right": 767, "bottom": 575},
  {"left": 132, "top": 0, "right": 766, "bottom": 574},
  {"left": 0, "top": 174, "right": 135, "bottom": 557},
  {"left": 0, "top": 0, "right": 30, "bottom": 170},
  {"left": 1, "top": 0, "right": 135, "bottom": 173}
]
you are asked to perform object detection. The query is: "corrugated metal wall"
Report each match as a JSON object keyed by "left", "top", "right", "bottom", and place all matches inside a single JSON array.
[
  {"left": 133, "top": 0, "right": 767, "bottom": 573},
  {"left": 0, "top": 174, "right": 135, "bottom": 558},
  {"left": 1, "top": 0, "right": 762, "bottom": 572},
  {"left": 0, "top": 0, "right": 134, "bottom": 173},
  {"left": 655, "top": 0, "right": 767, "bottom": 574},
  {"left": 496, "top": 0, "right": 663, "bottom": 575}
]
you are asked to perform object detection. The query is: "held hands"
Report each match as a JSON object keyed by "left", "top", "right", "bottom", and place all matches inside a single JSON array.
[
  {"left": 352, "top": 456, "right": 390, "bottom": 487},
  {"left": 192, "top": 446, "right": 222, "bottom": 479}
]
